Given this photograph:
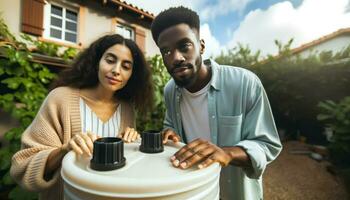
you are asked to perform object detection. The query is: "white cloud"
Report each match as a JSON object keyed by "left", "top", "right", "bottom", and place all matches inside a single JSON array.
[
  {"left": 200, "top": 23, "right": 223, "bottom": 58},
  {"left": 228, "top": 0, "right": 350, "bottom": 56}
]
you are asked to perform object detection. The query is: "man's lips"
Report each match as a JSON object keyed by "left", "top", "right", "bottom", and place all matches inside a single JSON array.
[{"left": 172, "top": 65, "right": 191, "bottom": 74}]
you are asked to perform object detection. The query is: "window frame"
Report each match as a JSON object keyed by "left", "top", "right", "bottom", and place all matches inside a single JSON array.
[
  {"left": 116, "top": 23, "right": 135, "bottom": 41},
  {"left": 43, "top": 1, "right": 79, "bottom": 44}
]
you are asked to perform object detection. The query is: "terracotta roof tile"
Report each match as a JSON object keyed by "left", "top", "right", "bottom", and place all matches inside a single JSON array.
[
  {"left": 109, "top": 0, "right": 155, "bottom": 20},
  {"left": 291, "top": 28, "right": 350, "bottom": 54}
]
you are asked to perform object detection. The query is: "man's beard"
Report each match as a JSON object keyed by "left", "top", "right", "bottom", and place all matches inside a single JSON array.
[
  {"left": 173, "top": 75, "right": 196, "bottom": 88},
  {"left": 173, "top": 56, "right": 202, "bottom": 88}
]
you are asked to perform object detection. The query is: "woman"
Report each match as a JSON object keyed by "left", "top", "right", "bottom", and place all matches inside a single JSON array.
[{"left": 10, "top": 34, "right": 154, "bottom": 200}]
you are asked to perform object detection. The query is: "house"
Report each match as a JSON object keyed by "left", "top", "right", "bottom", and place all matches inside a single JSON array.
[
  {"left": 257, "top": 27, "right": 350, "bottom": 65},
  {"left": 0, "top": 0, "right": 160, "bottom": 63},
  {"left": 290, "top": 28, "right": 350, "bottom": 59},
  {"left": 0, "top": 0, "right": 160, "bottom": 139}
]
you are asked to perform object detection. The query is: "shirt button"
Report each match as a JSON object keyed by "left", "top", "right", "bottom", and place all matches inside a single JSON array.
[{"left": 212, "top": 115, "right": 215, "bottom": 119}]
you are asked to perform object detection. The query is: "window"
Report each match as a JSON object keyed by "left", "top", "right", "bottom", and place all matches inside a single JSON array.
[
  {"left": 116, "top": 24, "right": 134, "bottom": 40},
  {"left": 44, "top": 3, "right": 78, "bottom": 43}
]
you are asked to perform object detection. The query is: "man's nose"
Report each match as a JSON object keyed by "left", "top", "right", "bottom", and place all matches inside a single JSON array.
[{"left": 172, "top": 49, "right": 185, "bottom": 64}]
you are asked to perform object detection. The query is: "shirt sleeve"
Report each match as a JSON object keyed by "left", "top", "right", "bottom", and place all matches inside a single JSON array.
[
  {"left": 162, "top": 83, "right": 176, "bottom": 132},
  {"left": 10, "top": 90, "right": 65, "bottom": 192},
  {"left": 235, "top": 75, "right": 282, "bottom": 179}
]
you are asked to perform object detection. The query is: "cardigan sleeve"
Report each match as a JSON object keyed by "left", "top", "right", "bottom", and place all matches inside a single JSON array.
[{"left": 10, "top": 88, "right": 68, "bottom": 192}]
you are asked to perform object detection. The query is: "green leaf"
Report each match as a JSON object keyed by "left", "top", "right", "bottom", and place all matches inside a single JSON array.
[
  {"left": 9, "top": 185, "right": 38, "bottom": 200},
  {"left": 317, "top": 114, "right": 332, "bottom": 121},
  {"left": 1, "top": 77, "right": 22, "bottom": 89},
  {"left": 2, "top": 171, "right": 14, "bottom": 185}
]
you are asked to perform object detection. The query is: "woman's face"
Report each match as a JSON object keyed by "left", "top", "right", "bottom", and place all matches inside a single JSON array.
[{"left": 98, "top": 44, "right": 133, "bottom": 93}]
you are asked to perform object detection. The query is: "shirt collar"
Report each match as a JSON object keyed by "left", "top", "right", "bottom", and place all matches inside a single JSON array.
[{"left": 204, "top": 59, "right": 220, "bottom": 91}]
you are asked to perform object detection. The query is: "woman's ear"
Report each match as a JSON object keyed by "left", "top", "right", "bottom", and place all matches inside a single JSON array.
[{"left": 200, "top": 39, "right": 205, "bottom": 55}]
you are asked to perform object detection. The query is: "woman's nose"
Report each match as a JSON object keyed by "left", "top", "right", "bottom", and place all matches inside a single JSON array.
[{"left": 111, "top": 64, "right": 121, "bottom": 76}]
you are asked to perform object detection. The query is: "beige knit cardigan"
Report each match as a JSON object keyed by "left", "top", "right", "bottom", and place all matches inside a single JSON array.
[{"left": 10, "top": 87, "right": 135, "bottom": 200}]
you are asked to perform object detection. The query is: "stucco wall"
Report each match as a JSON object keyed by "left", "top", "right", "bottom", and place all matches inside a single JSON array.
[
  {"left": 145, "top": 28, "right": 160, "bottom": 57},
  {"left": 0, "top": 0, "right": 21, "bottom": 39}
]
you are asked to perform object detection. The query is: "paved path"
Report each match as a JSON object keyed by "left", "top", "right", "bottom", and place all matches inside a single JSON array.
[{"left": 263, "top": 141, "right": 349, "bottom": 200}]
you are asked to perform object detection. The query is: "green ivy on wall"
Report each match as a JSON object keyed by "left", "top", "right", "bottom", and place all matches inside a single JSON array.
[{"left": 0, "top": 17, "right": 78, "bottom": 200}]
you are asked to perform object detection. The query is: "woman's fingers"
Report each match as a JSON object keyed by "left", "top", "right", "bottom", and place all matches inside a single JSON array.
[
  {"left": 122, "top": 127, "right": 139, "bottom": 143},
  {"left": 69, "top": 139, "right": 83, "bottom": 155},
  {"left": 123, "top": 127, "right": 131, "bottom": 142},
  {"left": 69, "top": 134, "right": 92, "bottom": 156},
  {"left": 126, "top": 129, "right": 134, "bottom": 142},
  {"left": 131, "top": 131, "right": 139, "bottom": 142},
  {"left": 87, "top": 131, "right": 98, "bottom": 142},
  {"left": 81, "top": 133, "right": 93, "bottom": 152}
]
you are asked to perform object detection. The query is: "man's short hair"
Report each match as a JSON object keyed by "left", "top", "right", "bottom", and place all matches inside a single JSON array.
[{"left": 151, "top": 6, "right": 200, "bottom": 44}]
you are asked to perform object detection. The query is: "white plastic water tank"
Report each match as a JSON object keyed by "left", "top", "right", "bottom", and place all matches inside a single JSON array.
[{"left": 61, "top": 141, "right": 221, "bottom": 200}]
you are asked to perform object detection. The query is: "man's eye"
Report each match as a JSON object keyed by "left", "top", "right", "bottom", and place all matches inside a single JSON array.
[
  {"left": 180, "top": 43, "right": 191, "bottom": 51},
  {"left": 162, "top": 49, "right": 171, "bottom": 56}
]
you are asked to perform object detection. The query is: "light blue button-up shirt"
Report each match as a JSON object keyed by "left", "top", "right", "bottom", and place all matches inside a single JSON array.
[{"left": 163, "top": 59, "right": 282, "bottom": 200}]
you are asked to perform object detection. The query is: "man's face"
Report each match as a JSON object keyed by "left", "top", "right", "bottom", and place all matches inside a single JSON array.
[{"left": 157, "top": 23, "right": 204, "bottom": 88}]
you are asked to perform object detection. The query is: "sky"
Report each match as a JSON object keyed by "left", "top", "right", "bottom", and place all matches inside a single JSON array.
[{"left": 125, "top": 0, "right": 350, "bottom": 59}]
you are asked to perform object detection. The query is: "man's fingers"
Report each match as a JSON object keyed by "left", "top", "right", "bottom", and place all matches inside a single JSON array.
[
  {"left": 169, "top": 134, "right": 180, "bottom": 143},
  {"left": 178, "top": 143, "right": 211, "bottom": 163},
  {"left": 198, "top": 156, "right": 215, "bottom": 169},
  {"left": 162, "top": 129, "right": 181, "bottom": 144},
  {"left": 162, "top": 131, "right": 170, "bottom": 144},
  {"left": 174, "top": 139, "right": 206, "bottom": 159},
  {"left": 176, "top": 146, "right": 216, "bottom": 168}
]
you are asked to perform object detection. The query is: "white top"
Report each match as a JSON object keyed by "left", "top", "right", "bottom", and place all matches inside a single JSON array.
[
  {"left": 79, "top": 98, "right": 121, "bottom": 137},
  {"left": 180, "top": 82, "right": 211, "bottom": 142}
]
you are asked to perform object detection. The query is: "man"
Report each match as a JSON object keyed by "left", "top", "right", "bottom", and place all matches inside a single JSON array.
[{"left": 151, "top": 6, "right": 282, "bottom": 200}]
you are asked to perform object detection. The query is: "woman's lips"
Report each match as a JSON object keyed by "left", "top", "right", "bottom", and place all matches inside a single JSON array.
[{"left": 106, "top": 76, "right": 121, "bottom": 85}]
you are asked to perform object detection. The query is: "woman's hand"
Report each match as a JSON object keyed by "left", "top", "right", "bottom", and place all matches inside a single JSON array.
[
  {"left": 63, "top": 132, "right": 100, "bottom": 157},
  {"left": 119, "top": 127, "right": 140, "bottom": 143}
]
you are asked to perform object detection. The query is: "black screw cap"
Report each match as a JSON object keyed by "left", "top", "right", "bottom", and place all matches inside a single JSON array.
[
  {"left": 90, "top": 137, "right": 126, "bottom": 171},
  {"left": 139, "top": 130, "right": 164, "bottom": 153}
]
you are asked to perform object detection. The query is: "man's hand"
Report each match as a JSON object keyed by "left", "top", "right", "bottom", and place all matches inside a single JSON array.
[
  {"left": 162, "top": 129, "right": 181, "bottom": 144},
  {"left": 170, "top": 138, "right": 232, "bottom": 169}
]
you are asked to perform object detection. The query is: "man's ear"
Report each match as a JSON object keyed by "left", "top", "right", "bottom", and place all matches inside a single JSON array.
[{"left": 200, "top": 39, "right": 205, "bottom": 55}]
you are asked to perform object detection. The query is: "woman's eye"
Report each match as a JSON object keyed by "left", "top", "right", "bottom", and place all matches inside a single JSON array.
[
  {"left": 106, "top": 58, "right": 115, "bottom": 64},
  {"left": 122, "top": 63, "right": 132, "bottom": 70},
  {"left": 105, "top": 55, "right": 116, "bottom": 64}
]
